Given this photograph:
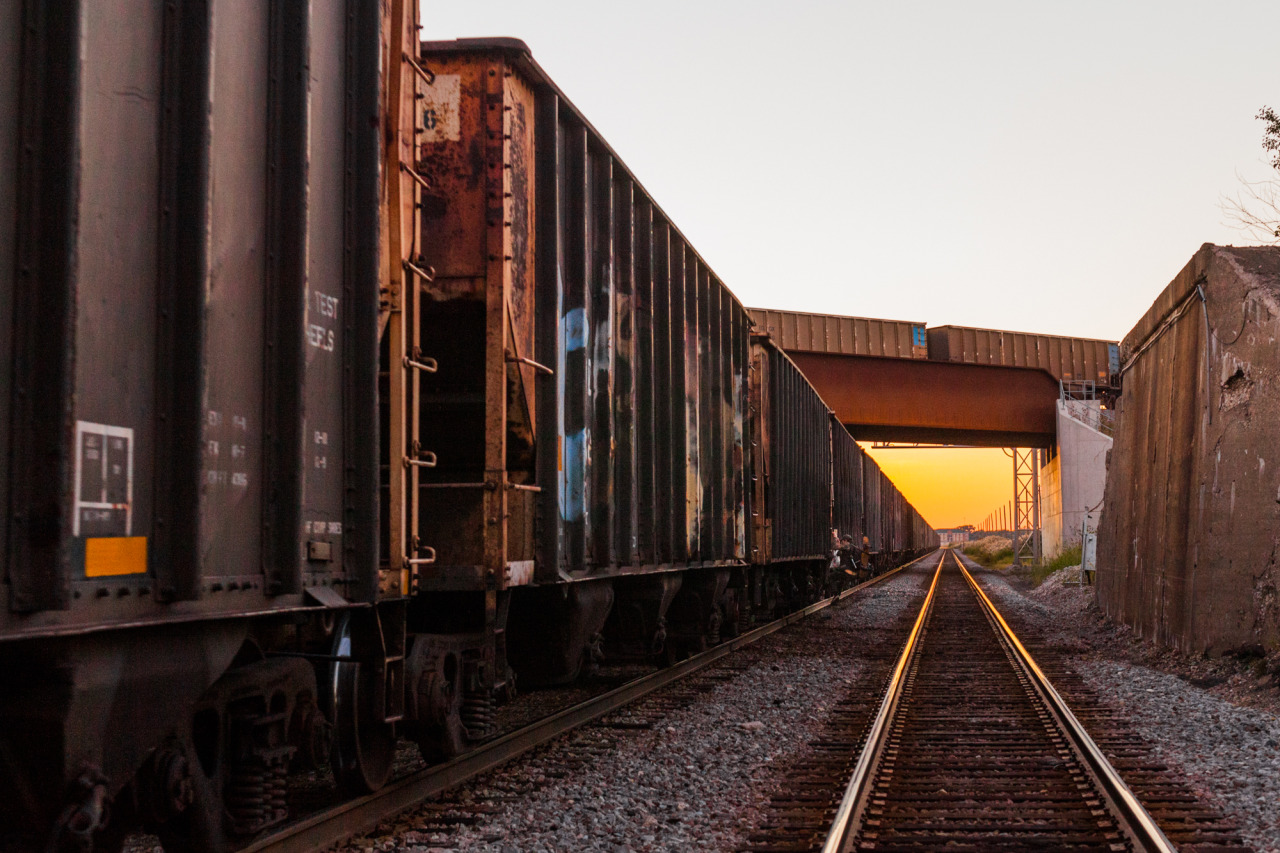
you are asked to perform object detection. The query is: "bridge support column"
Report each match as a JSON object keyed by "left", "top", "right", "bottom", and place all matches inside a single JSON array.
[{"left": 1012, "top": 448, "right": 1040, "bottom": 566}]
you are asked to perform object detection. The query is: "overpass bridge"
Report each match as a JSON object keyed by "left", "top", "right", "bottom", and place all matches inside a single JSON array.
[
  {"left": 749, "top": 309, "right": 1119, "bottom": 449},
  {"left": 749, "top": 308, "right": 1120, "bottom": 562}
]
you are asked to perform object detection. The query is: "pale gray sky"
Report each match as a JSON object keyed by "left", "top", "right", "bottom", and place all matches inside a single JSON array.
[{"left": 425, "top": 0, "right": 1280, "bottom": 343}]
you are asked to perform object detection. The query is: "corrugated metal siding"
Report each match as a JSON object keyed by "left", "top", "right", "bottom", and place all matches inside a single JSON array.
[
  {"left": 415, "top": 40, "right": 933, "bottom": 584},
  {"left": 927, "top": 325, "right": 1118, "bottom": 385},
  {"left": 544, "top": 138, "right": 751, "bottom": 576},
  {"left": 831, "top": 417, "right": 865, "bottom": 545},
  {"left": 2, "top": 1, "right": 382, "bottom": 627},
  {"left": 879, "top": 476, "right": 894, "bottom": 553},
  {"left": 418, "top": 43, "right": 751, "bottom": 582},
  {"left": 862, "top": 456, "right": 883, "bottom": 552},
  {"left": 749, "top": 308, "right": 927, "bottom": 359},
  {"left": 0, "top": 0, "right": 17, "bottom": 588},
  {"left": 760, "top": 344, "right": 832, "bottom": 561},
  {"left": 897, "top": 496, "right": 911, "bottom": 552}
]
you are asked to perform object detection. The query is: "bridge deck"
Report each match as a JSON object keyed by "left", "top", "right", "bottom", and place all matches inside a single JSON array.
[{"left": 790, "top": 351, "right": 1058, "bottom": 448}]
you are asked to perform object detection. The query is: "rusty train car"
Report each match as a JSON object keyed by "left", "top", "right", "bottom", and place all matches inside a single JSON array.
[{"left": 0, "top": 18, "right": 934, "bottom": 852}]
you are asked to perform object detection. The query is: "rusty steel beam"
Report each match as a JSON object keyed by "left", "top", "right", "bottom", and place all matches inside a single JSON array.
[{"left": 789, "top": 352, "right": 1058, "bottom": 448}]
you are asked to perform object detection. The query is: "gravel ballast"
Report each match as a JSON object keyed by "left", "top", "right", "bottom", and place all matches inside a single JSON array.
[
  {"left": 968, "top": 554, "right": 1280, "bottom": 853},
  {"left": 335, "top": 559, "right": 936, "bottom": 853}
]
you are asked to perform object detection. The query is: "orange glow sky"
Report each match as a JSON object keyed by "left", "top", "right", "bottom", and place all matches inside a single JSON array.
[{"left": 861, "top": 445, "right": 1014, "bottom": 530}]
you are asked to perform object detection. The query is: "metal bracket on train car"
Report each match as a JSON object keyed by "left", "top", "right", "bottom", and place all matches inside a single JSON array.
[
  {"left": 403, "top": 51, "right": 435, "bottom": 85},
  {"left": 406, "top": 535, "right": 437, "bottom": 567},
  {"left": 399, "top": 161, "right": 431, "bottom": 192},
  {"left": 404, "top": 443, "right": 438, "bottom": 469},
  {"left": 504, "top": 354, "right": 553, "bottom": 376},
  {"left": 401, "top": 348, "right": 437, "bottom": 371},
  {"left": 304, "top": 585, "right": 350, "bottom": 609},
  {"left": 374, "top": 603, "right": 408, "bottom": 723},
  {"left": 403, "top": 258, "right": 435, "bottom": 283}
]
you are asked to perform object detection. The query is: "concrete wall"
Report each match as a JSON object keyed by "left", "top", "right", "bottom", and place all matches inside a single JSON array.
[
  {"left": 1041, "top": 452, "right": 1063, "bottom": 557},
  {"left": 1097, "top": 244, "right": 1280, "bottom": 656},
  {"left": 1041, "top": 400, "right": 1112, "bottom": 558}
]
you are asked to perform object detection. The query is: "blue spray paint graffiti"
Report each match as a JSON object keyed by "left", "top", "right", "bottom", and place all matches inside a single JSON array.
[
  {"left": 561, "top": 429, "right": 586, "bottom": 522},
  {"left": 563, "top": 307, "right": 586, "bottom": 353}
]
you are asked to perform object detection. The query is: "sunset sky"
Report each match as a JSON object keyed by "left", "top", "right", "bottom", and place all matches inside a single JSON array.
[
  {"left": 426, "top": 1, "right": 1280, "bottom": 529},
  {"left": 862, "top": 446, "right": 1015, "bottom": 530}
]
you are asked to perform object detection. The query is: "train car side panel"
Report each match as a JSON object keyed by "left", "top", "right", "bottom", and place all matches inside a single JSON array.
[
  {"left": 0, "top": 2, "right": 387, "bottom": 842},
  {"left": 758, "top": 340, "right": 830, "bottom": 562},
  {"left": 0, "top": 0, "right": 16, "bottom": 591},
  {"left": 417, "top": 41, "right": 751, "bottom": 583},
  {"left": 831, "top": 416, "right": 865, "bottom": 546},
  {"left": 863, "top": 455, "right": 883, "bottom": 554}
]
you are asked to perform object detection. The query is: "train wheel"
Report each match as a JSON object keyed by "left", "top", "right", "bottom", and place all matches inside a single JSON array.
[
  {"left": 328, "top": 614, "right": 396, "bottom": 795},
  {"left": 414, "top": 653, "right": 466, "bottom": 764}
]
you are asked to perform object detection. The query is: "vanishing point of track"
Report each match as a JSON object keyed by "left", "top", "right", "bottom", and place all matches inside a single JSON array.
[
  {"left": 822, "top": 550, "right": 1176, "bottom": 852},
  {"left": 242, "top": 554, "right": 937, "bottom": 853}
]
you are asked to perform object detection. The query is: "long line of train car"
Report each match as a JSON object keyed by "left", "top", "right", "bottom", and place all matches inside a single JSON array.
[{"left": 0, "top": 9, "right": 935, "bottom": 851}]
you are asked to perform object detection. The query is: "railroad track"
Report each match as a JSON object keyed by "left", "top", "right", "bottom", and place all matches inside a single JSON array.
[
  {"left": 239, "top": 553, "right": 938, "bottom": 853},
  {"left": 823, "top": 550, "right": 1179, "bottom": 852}
]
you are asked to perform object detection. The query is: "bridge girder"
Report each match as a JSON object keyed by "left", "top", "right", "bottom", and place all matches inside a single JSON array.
[{"left": 788, "top": 352, "right": 1059, "bottom": 448}]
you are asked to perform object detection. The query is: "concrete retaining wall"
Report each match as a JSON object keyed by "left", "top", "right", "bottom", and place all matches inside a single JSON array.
[
  {"left": 1042, "top": 400, "right": 1111, "bottom": 558},
  {"left": 1097, "top": 244, "right": 1280, "bottom": 655}
]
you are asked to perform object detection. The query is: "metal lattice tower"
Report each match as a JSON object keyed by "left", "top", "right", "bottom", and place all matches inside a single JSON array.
[{"left": 1011, "top": 448, "right": 1041, "bottom": 566}]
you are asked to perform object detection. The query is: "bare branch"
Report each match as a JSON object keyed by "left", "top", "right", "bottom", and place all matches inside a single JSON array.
[
  {"left": 1220, "top": 170, "right": 1280, "bottom": 244},
  {"left": 1220, "top": 107, "right": 1280, "bottom": 244}
]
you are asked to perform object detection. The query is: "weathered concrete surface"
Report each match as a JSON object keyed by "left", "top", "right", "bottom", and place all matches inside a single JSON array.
[
  {"left": 1097, "top": 244, "right": 1280, "bottom": 655},
  {"left": 1041, "top": 400, "right": 1112, "bottom": 558}
]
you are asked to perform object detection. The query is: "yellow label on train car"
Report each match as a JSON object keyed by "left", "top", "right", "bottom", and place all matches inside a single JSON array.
[{"left": 85, "top": 536, "right": 148, "bottom": 577}]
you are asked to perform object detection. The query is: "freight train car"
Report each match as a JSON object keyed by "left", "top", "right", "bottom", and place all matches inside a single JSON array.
[
  {"left": 926, "top": 324, "right": 1120, "bottom": 388},
  {"left": 411, "top": 36, "right": 756, "bottom": 705},
  {"left": 831, "top": 413, "right": 866, "bottom": 559},
  {"left": 0, "top": 3, "right": 418, "bottom": 849},
  {"left": 0, "top": 23, "right": 934, "bottom": 852},
  {"left": 862, "top": 454, "right": 884, "bottom": 556},
  {"left": 750, "top": 338, "right": 833, "bottom": 602}
]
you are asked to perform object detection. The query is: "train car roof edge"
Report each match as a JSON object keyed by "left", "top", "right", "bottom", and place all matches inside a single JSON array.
[{"left": 419, "top": 36, "right": 756, "bottom": 325}]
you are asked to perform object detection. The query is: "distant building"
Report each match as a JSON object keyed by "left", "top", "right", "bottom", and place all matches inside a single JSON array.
[{"left": 936, "top": 527, "right": 973, "bottom": 545}]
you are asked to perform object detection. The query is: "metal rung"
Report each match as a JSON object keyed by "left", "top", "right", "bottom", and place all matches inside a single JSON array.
[
  {"left": 505, "top": 355, "right": 554, "bottom": 376},
  {"left": 405, "top": 546, "right": 436, "bottom": 566},
  {"left": 403, "top": 52, "right": 435, "bottom": 85},
  {"left": 399, "top": 161, "right": 429, "bottom": 191},
  {"left": 403, "top": 354, "right": 438, "bottom": 373},
  {"left": 403, "top": 259, "right": 435, "bottom": 283},
  {"left": 404, "top": 451, "right": 437, "bottom": 469},
  {"left": 505, "top": 483, "right": 542, "bottom": 492}
]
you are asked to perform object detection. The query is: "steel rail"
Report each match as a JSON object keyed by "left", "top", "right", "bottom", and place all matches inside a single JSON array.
[
  {"left": 957, "top": 555, "right": 1178, "bottom": 853},
  {"left": 819, "top": 551, "right": 946, "bottom": 853},
  {"left": 821, "top": 549, "right": 1177, "bottom": 853},
  {"left": 242, "top": 550, "right": 942, "bottom": 853}
]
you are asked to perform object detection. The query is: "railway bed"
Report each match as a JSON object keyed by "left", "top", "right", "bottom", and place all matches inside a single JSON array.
[
  {"left": 749, "top": 551, "right": 1248, "bottom": 853},
  {"left": 115, "top": 556, "right": 935, "bottom": 853}
]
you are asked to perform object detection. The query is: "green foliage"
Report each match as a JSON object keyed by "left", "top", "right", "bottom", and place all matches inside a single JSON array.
[
  {"left": 1261, "top": 106, "right": 1280, "bottom": 172},
  {"left": 1046, "top": 544, "right": 1083, "bottom": 572},
  {"left": 963, "top": 542, "right": 1085, "bottom": 586},
  {"left": 962, "top": 544, "right": 1013, "bottom": 568},
  {"left": 1025, "top": 544, "right": 1084, "bottom": 586}
]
